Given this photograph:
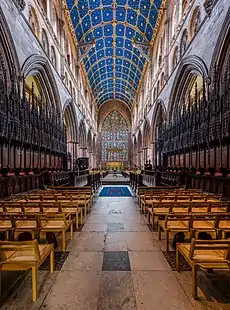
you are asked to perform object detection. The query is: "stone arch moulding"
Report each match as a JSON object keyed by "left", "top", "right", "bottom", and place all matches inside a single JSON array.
[
  {"left": 21, "top": 54, "right": 62, "bottom": 112},
  {"left": 97, "top": 100, "right": 131, "bottom": 133},
  {"left": 167, "top": 55, "right": 208, "bottom": 119},
  {"left": 63, "top": 99, "right": 78, "bottom": 143},
  {"left": 79, "top": 119, "right": 87, "bottom": 148},
  {"left": 0, "top": 6, "right": 20, "bottom": 90},
  {"left": 151, "top": 99, "right": 166, "bottom": 144},
  {"left": 209, "top": 7, "right": 230, "bottom": 79},
  {"left": 142, "top": 118, "right": 151, "bottom": 148}
]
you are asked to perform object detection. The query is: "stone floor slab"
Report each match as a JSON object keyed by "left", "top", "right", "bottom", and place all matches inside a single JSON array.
[
  {"left": 62, "top": 251, "right": 103, "bottom": 271},
  {"left": 70, "top": 232, "right": 105, "bottom": 252},
  {"left": 107, "top": 222, "right": 124, "bottom": 232},
  {"left": 126, "top": 232, "right": 159, "bottom": 251},
  {"left": 98, "top": 272, "right": 137, "bottom": 310},
  {"left": 42, "top": 271, "right": 101, "bottom": 310},
  {"left": 102, "top": 251, "right": 131, "bottom": 271},
  {"left": 104, "top": 232, "right": 127, "bottom": 251},
  {"left": 82, "top": 223, "right": 107, "bottom": 232},
  {"left": 132, "top": 271, "right": 194, "bottom": 310},
  {"left": 129, "top": 251, "right": 171, "bottom": 271}
]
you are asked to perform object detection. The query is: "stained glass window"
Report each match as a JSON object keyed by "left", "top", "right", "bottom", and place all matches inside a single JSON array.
[{"left": 101, "top": 110, "right": 129, "bottom": 162}]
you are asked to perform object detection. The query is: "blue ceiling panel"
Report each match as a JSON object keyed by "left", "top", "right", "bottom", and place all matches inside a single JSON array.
[{"left": 66, "top": 0, "right": 164, "bottom": 107}]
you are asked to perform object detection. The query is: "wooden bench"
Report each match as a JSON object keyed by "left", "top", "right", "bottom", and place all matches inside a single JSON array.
[
  {"left": 176, "top": 239, "right": 230, "bottom": 299},
  {"left": 0, "top": 240, "right": 54, "bottom": 301}
]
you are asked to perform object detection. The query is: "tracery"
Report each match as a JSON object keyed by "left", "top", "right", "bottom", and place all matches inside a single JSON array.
[{"left": 101, "top": 110, "right": 129, "bottom": 163}]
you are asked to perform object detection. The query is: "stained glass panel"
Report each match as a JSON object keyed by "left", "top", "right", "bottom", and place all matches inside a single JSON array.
[{"left": 101, "top": 110, "right": 129, "bottom": 162}]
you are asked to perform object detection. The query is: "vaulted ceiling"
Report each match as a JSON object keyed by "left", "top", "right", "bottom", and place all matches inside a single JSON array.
[{"left": 66, "top": 0, "right": 165, "bottom": 108}]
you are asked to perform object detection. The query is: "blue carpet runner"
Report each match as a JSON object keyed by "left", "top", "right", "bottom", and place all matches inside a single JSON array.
[{"left": 99, "top": 187, "right": 132, "bottom": 197}]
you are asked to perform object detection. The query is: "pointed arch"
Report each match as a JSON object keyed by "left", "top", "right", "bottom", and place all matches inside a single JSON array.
[
  {"left": 143, "top": 119, "right": 151, "bottom": 148},
  {"left": 79, "top": 119, "right": 87, "bottom": 149},
  {"left": 21, "top": 54, "right": 62, "bottom": 112},
  {"left": 0, "top": 6, "right": 20, "bottom": 92},
  {"left": 168, "top": 55, "right": 208, "bottom": 119}
]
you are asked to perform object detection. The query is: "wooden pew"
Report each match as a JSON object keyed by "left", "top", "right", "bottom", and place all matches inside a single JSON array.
[
  {"left": 0, "top": 240, "right": 54, "bottom": 301},
  {"left": 176, "top": 239, "right": 230, "bottom": 299}
]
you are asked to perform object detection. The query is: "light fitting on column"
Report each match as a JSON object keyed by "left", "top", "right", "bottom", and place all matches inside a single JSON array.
[
  {"left": 132, "top": 38, "right": 151, "bottom": 62},
  {"left": 77, "top": 39, "right": 96, "bottom": 62}
]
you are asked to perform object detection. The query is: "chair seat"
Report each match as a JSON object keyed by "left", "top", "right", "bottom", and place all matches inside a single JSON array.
[
  {"left": 2, "top": 245, "right": 51, "bottom": 264},
  {"left": 0, "top": 220, "right": 12, "bottom": 229},
  {"left": 219, "top": 221, "right": 230, "bottom": 228}
]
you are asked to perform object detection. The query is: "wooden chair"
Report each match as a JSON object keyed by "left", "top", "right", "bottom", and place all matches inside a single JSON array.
[
  {"left": 40, "top": 202, "right": 61, "bottom": 214},
  {"left": 0, "top": 240, "right": 54, "bottom": 301},
  {"left": 209, "top": 202, "right": 229, "bottom": 214},
  {"left": 23, "top": 202, "right": 41, "bottom": 214},
  {"left": 0, "top": 215, "right": 13, "bottom": 240},
  {"left": 12, "top": 215, "right": 39, "bottom": 240},
  {"left": 38, "top": 213, "right": 73, "bottom": 251},
  {"left": 190, "top": 214, "right": 217, "bottom": 239},
  {"left": 189, "top": 202, "right": 210, "bottom": 214},
  {"left": 59, "top": 201, "right": 83, "bottom": 229},
  {"left": 4, "top": 202, "right": 23, "bottom": 214},
  {"left": 216, "top": 214, "right": 230, "bottom": 238},
  {"left": 148, "top": 202, "right": 170, "bottom": 230},
  {"left": 176, "top": 239, "right": 230, "bottom": 299},
  {"left": 158, "top": 214, "right": 191, "bottom": 252}
]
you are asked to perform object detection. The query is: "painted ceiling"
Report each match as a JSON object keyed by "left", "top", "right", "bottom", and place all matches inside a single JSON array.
[{"left": 66, "top": 0, "right": 165, "bottom": 108}]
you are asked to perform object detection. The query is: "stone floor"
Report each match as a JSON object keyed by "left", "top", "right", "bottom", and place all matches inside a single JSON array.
[
  {"left": 1, "top": 186, "right": 230, "bottom": 310},
  {"left": 102, "top": 173, "right": 129, "bottom": 185}
]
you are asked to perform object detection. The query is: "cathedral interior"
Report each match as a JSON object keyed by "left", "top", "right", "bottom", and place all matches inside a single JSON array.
[{"left": 0, "top": 0, "right": 230, "bottom": 309}]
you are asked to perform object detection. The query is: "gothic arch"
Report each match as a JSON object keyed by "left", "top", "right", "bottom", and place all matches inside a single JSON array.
[
  {"left": 63, "top": 100, "right": 78, "bottom": 143},
  {"left": 0, "top": 6, "right": 20, "bottom": 92},
  {"left": 98, "top": 100, "right": 131, "bottom": 132},
  {"left": 151, "top": 100, "right": 166, "bottom": 144},
  {"left": 87, "top": 130, "right": 93, "bottom": 153},
  {"left": 143, "top": 119, "right": 151, "bottom": 148},
  {"left": 21, "top": 54, "right": 61, "bottom": 112},
  {"left": 28, "top": 5, "right": 40, "bottom": 38},
  {"left": 168, "top": 55, "right": 208, "bottom": 119},
  {"left": 137, "top": 130, "right": 142, "bottom": 153},
  {"left": 189, "top": 6, "right": 201, "bottom": 40},
  {"left": 79, "top": 119, "right": 87, "bottom": 149}
]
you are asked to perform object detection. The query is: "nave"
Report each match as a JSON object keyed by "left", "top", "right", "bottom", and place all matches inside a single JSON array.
[{"left": 1, "top": 185, "right": 229, "bottom": 310}]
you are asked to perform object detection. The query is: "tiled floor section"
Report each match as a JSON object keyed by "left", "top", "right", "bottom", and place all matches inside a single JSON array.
[{"left": 2, "top": 189, "right": 230, "bottom": 309}]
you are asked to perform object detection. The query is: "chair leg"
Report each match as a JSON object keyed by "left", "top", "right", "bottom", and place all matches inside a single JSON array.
[
  {"left": 70, "top": 223, "right": 73, "bottom": 240},
  {"left": 62, "top": 230, "right": 66, "bottom": 251},
  {"left": 152, "top": 215, "right": 155, "bottom": 231},
  {"left": 76, "top": 212, "right": 79, "bottom": 229},
  {"left": 192, "top": 264, "right": 198, "bottom": 299},
  {"left": 6, "top": 231, "right": 10, "bottom": 241},
  {"left": 31, "top": 267, "right": 38, "bottom": 302},
  {"left": 176, "top": 249, "right": 180, "bottom": 272},
  {"left": 166, "top": 231, "right": 169, "bottom": 252},
  {"left": 158, "top": 225, "right": 161, "bottom": 240},
  {"left": 50, "top": 248, "right": 54, "bottom": 273},
  {"left": 80, "top": 209, "right": 83, "bottom": 224}
]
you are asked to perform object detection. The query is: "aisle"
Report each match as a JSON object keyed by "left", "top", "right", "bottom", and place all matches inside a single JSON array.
[{"left": 2, "top": 187, "right": 227, "bottom": 310}]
